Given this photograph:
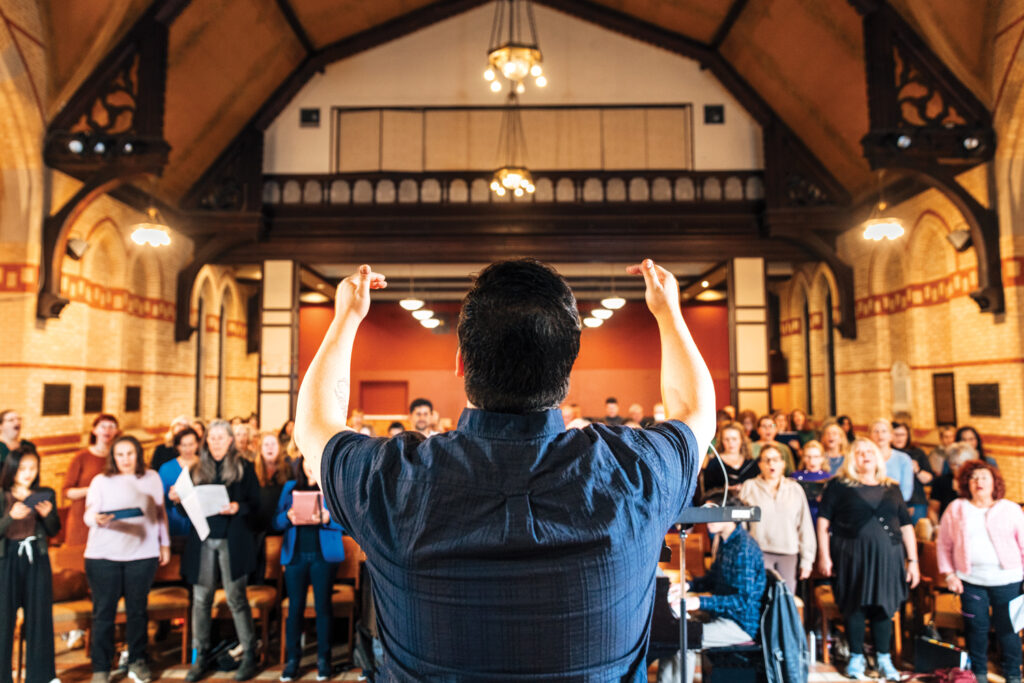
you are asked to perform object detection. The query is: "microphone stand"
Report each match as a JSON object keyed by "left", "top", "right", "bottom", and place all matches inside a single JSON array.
[{"left": 675, "top": 505, "right": 761, "bottom": 683}]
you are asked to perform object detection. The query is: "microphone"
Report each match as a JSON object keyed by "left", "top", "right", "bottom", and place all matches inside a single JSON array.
[{"left": 675, "top": 505, "right": 761, "bottom": 525}]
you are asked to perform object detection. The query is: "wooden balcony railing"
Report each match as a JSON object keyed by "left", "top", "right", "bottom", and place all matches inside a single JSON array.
[{"left": 262, "top": 169, "right": 764, "bottom": 207}]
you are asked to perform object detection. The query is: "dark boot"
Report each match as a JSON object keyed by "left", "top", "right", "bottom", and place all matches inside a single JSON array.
[
  {"left": 185, "top": 651, "right": 211, "bottom": 682},
  {"left": 235, "top": 649, "right": 259, "bottom": 681}
]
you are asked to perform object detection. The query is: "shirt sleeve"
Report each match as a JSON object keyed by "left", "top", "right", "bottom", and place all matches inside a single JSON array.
[
  {"left": 320, "top": 430, "right": 385, "bottom": 544},
  {"left": 637, "top": 420, "right": 700, "bottom": 525},
  {"left": 894, "top": 487, "right": 912, "bottom": 526},
  {"left": 896, "top": 455, "right": 914, "bottom": 501}
]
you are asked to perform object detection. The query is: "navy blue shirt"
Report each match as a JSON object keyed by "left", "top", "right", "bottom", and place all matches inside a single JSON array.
[{"left": 321, "top": 409, "right": 699, "bottom": 681}]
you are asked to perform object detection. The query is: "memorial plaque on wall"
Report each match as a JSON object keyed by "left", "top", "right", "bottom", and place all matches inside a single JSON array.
[
  {"left": 932, "top": 373, "right": 956, "bottom": 426},
  {"left": 968, "top": 383, "right": 1000, "bottom": 417}
]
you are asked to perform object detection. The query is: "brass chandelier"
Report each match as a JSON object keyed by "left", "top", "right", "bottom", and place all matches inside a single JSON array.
[
  {"left": 483, "top": 0, "right": 547, "bottom": 95},
  {"left": 490, "top": 92, "right": 535, "bottom": 197}
]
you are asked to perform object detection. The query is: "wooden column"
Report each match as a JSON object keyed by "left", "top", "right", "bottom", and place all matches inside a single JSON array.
[
  {"left": 728, "top": 257, "right": 770, "bottom": 415},
  {"left": 259, "top": 260, "right": 299, "bottom": 429}
]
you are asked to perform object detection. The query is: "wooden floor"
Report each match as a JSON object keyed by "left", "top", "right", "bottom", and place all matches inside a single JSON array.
[{"left": 32, "top": 630, "right": 993, "bottom": 682}]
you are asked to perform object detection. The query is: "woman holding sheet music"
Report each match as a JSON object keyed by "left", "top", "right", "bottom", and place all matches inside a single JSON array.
[
  {"left": 273, "top": 454, "right": 345, "bottom": 682},
  {"left": 0, "top": 446, "right": 60, "bottom": 683},
  {"left": 84, "top": 435, "right": 170, "bottom": 683},
  {"left": 173, "top": 419, "right": 261, "bottom": 682}
]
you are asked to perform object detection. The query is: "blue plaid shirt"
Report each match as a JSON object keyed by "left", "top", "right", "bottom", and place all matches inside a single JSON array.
[
  {"left": 321, "top": 409, "right": 700, "bottom": 682},
  {"left": 690, "top": 525, "right": 765, "bottom": 638}
]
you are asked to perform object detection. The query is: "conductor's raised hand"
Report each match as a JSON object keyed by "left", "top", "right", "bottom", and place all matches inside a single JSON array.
[
  {"left": 625, "top": 259, "right": 680, "bottom": 322},
  {"left": 336, "top": 265, "right": 386, "bottom": 324}
]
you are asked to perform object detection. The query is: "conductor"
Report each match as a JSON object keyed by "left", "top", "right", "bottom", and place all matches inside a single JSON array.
[{"left": 294, "top": 259, "right": 715, "bottom": 681}]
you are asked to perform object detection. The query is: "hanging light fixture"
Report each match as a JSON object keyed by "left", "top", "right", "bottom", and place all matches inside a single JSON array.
[
  {"left": 591, "top": 308, "right": 612, "bottom": 320},
  {"left": 862, "top": 200, "right": 905, "bottom": 241},
  {"left": 412, "top": 309, "right": 434, "bottom": 320},
  {"left": 421, "top": 318, "right": 442, "bottom": 329},
  {"left": 484, "top": 0, "right": 546, "bottom": 94},
  {"left": 863, "top": 172, "right": 904, "bottom": 241},
  {"left": 399, "top": 275, "right": 425, "bottom": 310},
  {"left": 583, "top": 317, "right": 603, "bottom": 328},
  {"left": 490, "top": 92, "right": 535, "bottom": 198},
  {"left": 130, "top": 207, "right": 171, "bottom": 247}
]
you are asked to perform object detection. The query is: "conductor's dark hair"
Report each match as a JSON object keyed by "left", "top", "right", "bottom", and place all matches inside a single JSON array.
[{"left": 458, "top": 259, "right": 581, "bottom": 414}]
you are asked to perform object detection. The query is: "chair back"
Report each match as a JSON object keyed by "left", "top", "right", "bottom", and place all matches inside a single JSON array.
[
  {"left": 264, "top": 534, "right": 284, "bottom": 581},
  {"left": 338, "top": 536, "right": 365, "bottom": 587},
  {"left": 51, "top": 543, "right": 86, "bottom": 573},
  {"left": 918, "top": 540, "right": 941, "bottom": 586},
  {"left": 153, "top": 552, "right": 182, "bottom": 584}
]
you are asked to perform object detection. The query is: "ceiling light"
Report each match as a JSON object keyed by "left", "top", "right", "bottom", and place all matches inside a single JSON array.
[
  {"left": 701, "top": 280, "right": 710, "bottom": 288},
  {"left": 696, "top": 289, "right": 727, "bottom": 302},
  {"left": 299, "top": 292, "right": 329, "bottom": 304},
  {"left": 399, "top": 298, "right": 425, "bottom": 311},
  {"left": 412, "top": 309, "right": 434, "bottom": 320},
  {"left": 601, "top": 296, "right": 625, "bottom": 310},
  {"left": 491, "top": 92, "right": 535, "bottom": 198},
  {"left": 591, "top": 308, "right": 612, "bottom": 319},
  {"left": 485, "top": 0, "right": 545, "bottom": 93},
  {"left": 583, "top": 317, "right": 603, "bottom": 328},
  {"left": 129, "top": 207, "right": 171, "bottom": 247},
  {"left": 421, "top": 318, "right": 441, "bottom": 329},
  {"left": 862, "top": 218, "right": 905, "bottom": 241}
]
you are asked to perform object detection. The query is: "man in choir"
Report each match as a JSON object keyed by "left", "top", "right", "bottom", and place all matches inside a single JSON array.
[
  {"left": 603, "top": 397, "right": 625, "bottom": 426},
  {"left": 295, "top": 259, "right": 715, "bottom": 680},
  {"left": 0, "top": 410, "right": 33, "bottom": 468},
  {"left": 409, "top": 398, "right": 438, "bottom": 437}
]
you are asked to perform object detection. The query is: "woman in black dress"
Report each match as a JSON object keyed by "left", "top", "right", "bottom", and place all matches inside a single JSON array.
[
  {"left": 817, "top": 438, "right": 919, "bottom": 681},
  {"left": 700, "top": 421, "right": 759, "bottom": 500}
]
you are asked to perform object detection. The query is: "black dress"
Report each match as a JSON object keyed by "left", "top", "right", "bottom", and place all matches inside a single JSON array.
[
  {"left": 819, "top": 479, "right": 911, "bottom": 616},
  {"left": 700, "top": 455, "right": 759, "bottom": 498}
]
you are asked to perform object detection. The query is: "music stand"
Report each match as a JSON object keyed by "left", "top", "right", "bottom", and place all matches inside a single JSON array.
[{"left": 674, "top": 505, "right": 761, "bottom": 682}]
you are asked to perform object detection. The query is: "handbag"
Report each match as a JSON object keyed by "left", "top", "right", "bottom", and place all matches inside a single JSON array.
[{"left": 913, "top": 635, "right": 969, "bottom": 673}]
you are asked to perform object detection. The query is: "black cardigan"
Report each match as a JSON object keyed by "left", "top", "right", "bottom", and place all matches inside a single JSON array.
[
  {"left": 0, "top": 487, "right": 61, "bottom": 557},
  {"left": 179, "top": 460, "right": 261, "bottom": 584},
  {"left": 818, "top": 478, "right": 911, "bottom": 545}
]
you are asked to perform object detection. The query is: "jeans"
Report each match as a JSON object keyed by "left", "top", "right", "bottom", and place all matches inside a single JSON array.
[
  {"left": 192, "top": 538, "right": 255, "bottom": 654},
  {"left": 85, "top": 557, "right": 158, "bottom": 671},
  {"left": 961, "top": 580, "right": 1023, "bottom": 679},
  {"left": 283, "top": 551, "right": 338, "bottom": 665}
]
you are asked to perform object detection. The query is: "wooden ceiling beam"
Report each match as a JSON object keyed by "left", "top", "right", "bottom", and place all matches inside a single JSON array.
[
  {"left": 274, "top": 0, "right": 315, "bottom": 54},
  {"left": 709, "top": 0, "right": 750, "bottom": 50}
]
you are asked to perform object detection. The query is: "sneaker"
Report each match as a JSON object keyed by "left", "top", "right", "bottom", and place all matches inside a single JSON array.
[
  {"left": 280, "top": 660, "right": 299, "bottom": 682},
  {"left": 875, "top": 653, "right": 901, "bottom": 681},
  {"left": 127, "top": 660, "right": 153, "bottom": 683},
  {"left": 235, "top": 650, "right": 259, "bottom": 681},
  {"left": 90, "top": 673, "right": 110, "bottom": 683},
  {"left": 66, "top": 629, "right": 85, "bottom": 650},
  {"left": 845, "top": 653, "right": 868, "bottom": 680},
  {"left": 317, "top": 658, "right": 332, "bottom": 680}
]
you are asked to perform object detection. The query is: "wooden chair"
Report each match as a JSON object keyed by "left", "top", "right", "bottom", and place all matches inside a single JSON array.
[
  {"left": 278, "top": 536, "right": 366, "bottom": 664},
  {"left": 814, "top": 584, "right": 901, "bottom": 664},
  {"left": 212, "top": 535, "right": 283, "bottom": 664},
  {"left": 917, "top": 539, "right": 963, "bottom": 633}
]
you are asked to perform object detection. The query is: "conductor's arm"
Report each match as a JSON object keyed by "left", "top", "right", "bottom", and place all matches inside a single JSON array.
[
  {"left": 627, "top": 259, "right": 716, "bottom": 453},
  {"left": 293, "top": 265, "right": 387, "bottom": 487}
]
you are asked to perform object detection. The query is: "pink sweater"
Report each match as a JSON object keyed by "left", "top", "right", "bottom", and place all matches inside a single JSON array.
[
  {"left": 936, "top": 498, "right": 1024, "bottom": 575},
  {"left": 84, "top": 471, "right": 170, "bottom": 561}
]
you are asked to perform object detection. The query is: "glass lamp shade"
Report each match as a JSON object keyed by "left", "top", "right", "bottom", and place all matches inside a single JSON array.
[
  {"left": 862, "top": 218, "right": 905, "bottom": 241},
  {"left": 421, "top": 318, "right": 441, "bottom": 329},
  {"left": 600, "top": 296, "right": 626, "bottom": 310},
  {"left": 583, "top": 317, "right": 603, "bottom": 328},
  {"left": 130, "top": 225, "right": 171, "bottom": 247},
  {"left": 399, "top": 298, "right": 425, "bottom": 311},
  {"left": 412, "top": 309, "right": 434, "bottom": 320},
  {"left": 488, "top": 45, "right": 541, "bottom": 83},
  {"left": 591, "top": 308, "right": 613, "bottom": 320},
  {"left": 491, "top": 167, "right": 535, "bottom": 196}
]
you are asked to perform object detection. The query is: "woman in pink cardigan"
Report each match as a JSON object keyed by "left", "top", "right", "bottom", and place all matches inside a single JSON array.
[{"left": 937, "top": 460, "right": 1024, "bottom": 683}]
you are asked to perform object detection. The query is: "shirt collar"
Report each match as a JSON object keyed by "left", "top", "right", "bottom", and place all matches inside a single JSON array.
[{"left": 457, "top": 408, "right": 566, "bottom": 440}]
